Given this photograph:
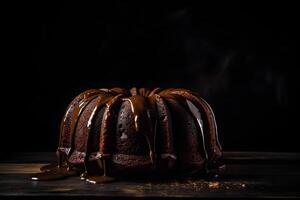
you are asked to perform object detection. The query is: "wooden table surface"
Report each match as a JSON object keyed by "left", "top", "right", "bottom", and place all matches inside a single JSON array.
[{"left": 1, "top": 152, "right": 300, "bottom": 199}]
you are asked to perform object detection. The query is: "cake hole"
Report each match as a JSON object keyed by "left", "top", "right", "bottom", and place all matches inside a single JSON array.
[
  {"left": 160, "top": 115, "right": 167, "bottom": 121},
  {"left": 119, "top": 128, "right": 125, "bottom": 134}
]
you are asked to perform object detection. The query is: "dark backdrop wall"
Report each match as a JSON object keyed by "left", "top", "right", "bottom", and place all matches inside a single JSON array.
[{"left": 3, "top": 2, "right": 297, "bottom": 152}]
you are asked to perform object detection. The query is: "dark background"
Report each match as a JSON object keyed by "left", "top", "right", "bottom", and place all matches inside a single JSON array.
[{"left": 3, "top": 2, "right": 298, "bottom": 152}]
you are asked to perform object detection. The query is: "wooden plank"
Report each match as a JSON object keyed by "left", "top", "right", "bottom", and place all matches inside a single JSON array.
[
  {"left": 2, "top": 151, "right": 300, "bottom": 163},
  {"left": 0, "top": 164, "right": 46, "bottom": 174},
  {"left": 0, "top": 152, "right": 300, "bottom": 199}
]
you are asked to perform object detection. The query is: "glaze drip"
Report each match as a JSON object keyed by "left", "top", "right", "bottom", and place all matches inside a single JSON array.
[
  {"left": 59, "top": 89, "right": 102, "bottom": 149},
  {"left": 186, "top": 99, "right": 208, "bottom": 159},
  {"left": 100, "top": 94, "right": 123, "bottom": 157},
  {"left": 165, "top": 89, "right": 222, "bottom": 163},
  {"left": 124, "top": 96, "right": 155, "bottom": 164},
  {"left": 152, "top": 94, "right": 176, "bottom": 165},
  {"left": 37, "top": 89, "right": 111, "bottom": 178},
  {"left": 81, "top": 95, "right": 115, "bottom": 178}
]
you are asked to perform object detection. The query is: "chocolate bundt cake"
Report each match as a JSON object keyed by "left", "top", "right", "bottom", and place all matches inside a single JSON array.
[{"left": 32, "top": 87, "right": 224, "bottom": 183}]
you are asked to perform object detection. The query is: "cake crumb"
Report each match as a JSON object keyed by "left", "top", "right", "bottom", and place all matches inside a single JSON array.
[{"left": 208, "top": 181, "right": 220, "bottom": 189}]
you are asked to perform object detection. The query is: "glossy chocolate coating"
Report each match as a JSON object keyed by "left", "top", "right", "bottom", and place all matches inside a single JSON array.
[{"left": 33, "top": 87, "right": 223, "bottom": 183}]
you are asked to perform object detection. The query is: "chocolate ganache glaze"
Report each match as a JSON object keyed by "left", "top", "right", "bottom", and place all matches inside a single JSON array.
[{"left": 31, "top": 87, "right": 224, "bottom": 183}]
